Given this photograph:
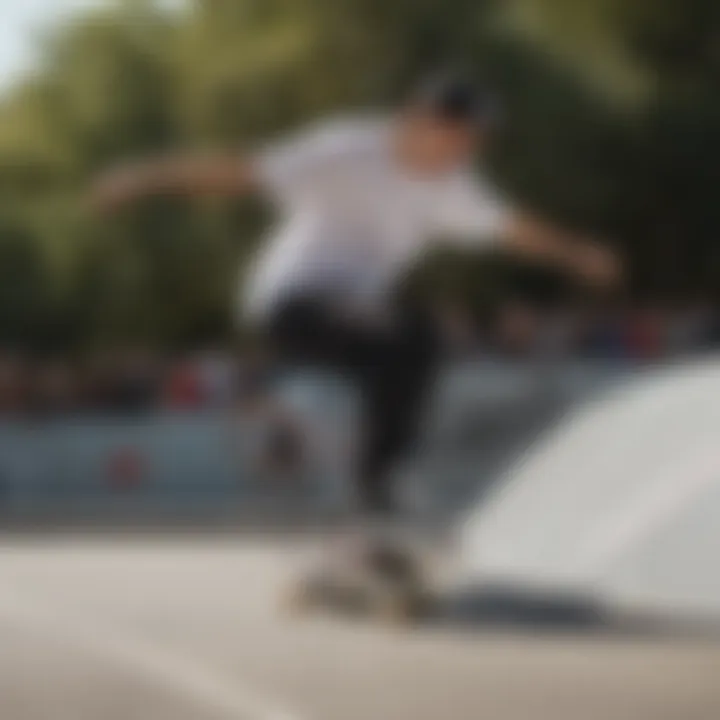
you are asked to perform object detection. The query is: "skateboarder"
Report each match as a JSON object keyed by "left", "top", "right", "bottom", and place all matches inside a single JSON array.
[{"left": 93, "top": 72, "right": 620, "bottom": 522}]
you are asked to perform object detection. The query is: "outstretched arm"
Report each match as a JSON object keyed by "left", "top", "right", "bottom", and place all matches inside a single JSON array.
[
  {"left": 91, "top": 119, "right": 365, "bottom": 214},
  {"left": 503, "top": 212, "right": 622, "bottom": 287},
  {"left": 438, "top": 175, "right": 623, "bottom": 288},
  {"left": 91, "top": 155, "right": 261, "bottom": 213}
]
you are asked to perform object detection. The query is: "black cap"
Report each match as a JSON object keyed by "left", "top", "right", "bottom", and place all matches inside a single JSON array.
[{"left": 409, "top": 71, "right": 499, "bottom": 127}]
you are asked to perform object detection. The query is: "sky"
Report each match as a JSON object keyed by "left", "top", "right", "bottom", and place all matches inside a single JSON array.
[
  {"left": 0, "top": 0, "right": 183, "bottom": 91},
  {"left": 0, "top": 0, "right": 106, "bottom": 89}
]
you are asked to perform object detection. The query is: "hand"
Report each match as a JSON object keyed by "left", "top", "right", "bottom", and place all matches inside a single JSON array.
[
  {"left": 572, "top": 240, "right": 623, "bottom": 289},
  {"left": 89, "top": 163, "right": 151, "bottom": 214},
  {"left": 506, "top": 215, "right": 623, "bottom": 289}
]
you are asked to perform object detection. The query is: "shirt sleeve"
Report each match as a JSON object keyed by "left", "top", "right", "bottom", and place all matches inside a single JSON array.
[
  {"left": 433, "top": 172, "right": 513, "bottom": 246},
  {"left": 253, "top": 119, "right": 368, "bottom": 204}
]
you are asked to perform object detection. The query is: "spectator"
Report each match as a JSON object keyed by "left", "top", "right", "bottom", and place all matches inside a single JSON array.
[
  {"left": 162, "top": 357, "right": 204, "bottom": 411},
  {"left": 0, "top": 353, "right": 26, "bottom": 416},
  {"left": 624, "top": 306, "right": 666, "bottom": 361},
  {"left": 581, "top": 306, "right": 627, "bottom": 360},
  {"left": 494, "top": 301, "right": 541, "bottom": 358},
  {"left": 435, "top": 301, "right": 480, "bottom": 357},
  {"left": 667, "top": 300, "right": 718, "bottom": 355},
  {"left": 535, "top": 307, "right": 584, "bottom": 359},
  {"left": 111, "top": 348, "right": 162, "bottom": 413},
  {"left": 77, "top": 352, "right": 121, "bottom": 412},
  {"left": 28, "top": 360, "right": 77, "bottom": 418},
  {"left": 194, "top": 349, "right": 237, "bottom": 409}
]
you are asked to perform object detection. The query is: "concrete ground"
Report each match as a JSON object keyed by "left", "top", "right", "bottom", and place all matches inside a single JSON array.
[{"left": 0, "top": 534, "right": 719, "bottom": 720}]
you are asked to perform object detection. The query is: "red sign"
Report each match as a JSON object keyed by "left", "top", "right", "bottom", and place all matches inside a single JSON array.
[{"left": 106, "top": 448, "right": 147, "bottom": 491}]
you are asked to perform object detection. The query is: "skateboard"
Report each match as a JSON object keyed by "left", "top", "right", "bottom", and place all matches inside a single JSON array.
[{"left": 283, "top": 536, "right": 435, "bottom": 623}]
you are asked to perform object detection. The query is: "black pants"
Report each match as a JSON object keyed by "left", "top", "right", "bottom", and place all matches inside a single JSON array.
[{"left": 266, "top": 298, "right": 441, "bottom": 515}]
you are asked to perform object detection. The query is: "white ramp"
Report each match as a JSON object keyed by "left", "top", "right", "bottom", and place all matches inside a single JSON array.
[{"left": 459, "top": 358, "right": 720, "bottom": 620}]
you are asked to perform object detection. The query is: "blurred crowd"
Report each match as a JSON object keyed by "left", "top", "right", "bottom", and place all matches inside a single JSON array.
[
  {"left": 0, "top": 302, "right": 717, "bottom": 418},
  {"left": 0, "top": 347, "right": 249, "bottom": 418},
  {"left": 455, "top": 300, "right": 720, "bottom": 361}
]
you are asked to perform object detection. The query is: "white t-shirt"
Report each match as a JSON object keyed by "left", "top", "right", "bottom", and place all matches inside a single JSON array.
[{"left": 242, "top": 115, "right": 512, "bottom": 323}]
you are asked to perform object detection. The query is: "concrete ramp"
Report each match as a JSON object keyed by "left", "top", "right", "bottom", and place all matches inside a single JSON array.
[{"left": 459, "top": 358, "right": 720, "bottom": 622}]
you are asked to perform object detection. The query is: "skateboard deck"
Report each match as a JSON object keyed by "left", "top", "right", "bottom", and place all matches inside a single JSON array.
[{"left": 283, "top": 535, "right": 435, "bottom": 623}]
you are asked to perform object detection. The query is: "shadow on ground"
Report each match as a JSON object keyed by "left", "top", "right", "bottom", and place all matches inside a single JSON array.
[{"left": 428, "top": 587, "right": 720, "bottom": 642}]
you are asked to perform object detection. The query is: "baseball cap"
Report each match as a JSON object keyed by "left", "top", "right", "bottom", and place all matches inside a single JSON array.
[{"left": 409, "top": 70, "right": 500, "bottom": 127}]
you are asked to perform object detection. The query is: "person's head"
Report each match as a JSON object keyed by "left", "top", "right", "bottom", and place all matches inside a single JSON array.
[{"left": 397, "top": 71, "right": 498, "bottom": 175}]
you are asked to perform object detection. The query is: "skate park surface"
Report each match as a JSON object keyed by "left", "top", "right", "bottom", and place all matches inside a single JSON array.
[{"left": 1, "top": 533, "right": 719, "bottom": 720}]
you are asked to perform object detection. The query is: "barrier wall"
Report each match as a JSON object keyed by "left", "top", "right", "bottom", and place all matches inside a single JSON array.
[{"left": 0, "top": 362, "right": 632, "bottom": 520}]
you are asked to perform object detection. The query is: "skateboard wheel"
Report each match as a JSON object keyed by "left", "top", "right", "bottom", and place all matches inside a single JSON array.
[
  {"left": 282, "top": 580, "right": 318, "bottom": 616},
  {"left": 371, "top": 590, "right": 416, "bottom": 625}
]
